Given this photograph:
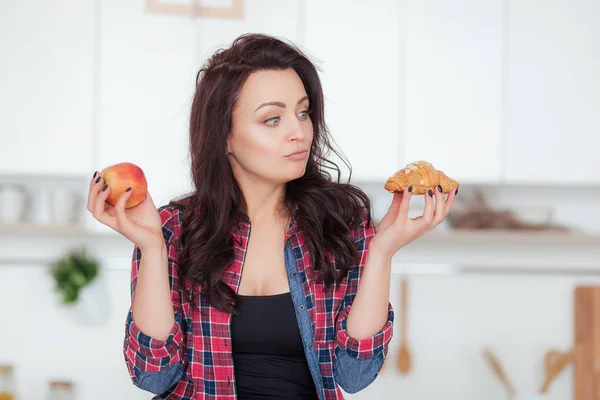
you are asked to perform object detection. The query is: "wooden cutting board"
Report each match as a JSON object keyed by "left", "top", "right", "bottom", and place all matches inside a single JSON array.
[{"left": 574, "top": 286, "right": 600, "bottom": 400}]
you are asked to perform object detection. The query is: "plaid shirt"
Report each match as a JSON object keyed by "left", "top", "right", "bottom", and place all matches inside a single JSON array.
[{"left": 124, "top": 204, "right": 394, "bottom": 399}]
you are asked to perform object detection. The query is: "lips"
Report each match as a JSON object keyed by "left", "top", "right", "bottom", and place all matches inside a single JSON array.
[
  {"left": 285, "top": 150, "right": 308, "bottom": 157},
  {"left": 284, "top": 150, "right": 309, "bottom": 161}
]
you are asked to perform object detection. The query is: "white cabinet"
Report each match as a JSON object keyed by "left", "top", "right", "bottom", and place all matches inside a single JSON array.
[
  {"left": 503, "top": 0, "right": 600, "bottom": 185},
  {"left": 0, "top": 0, "right": 95, "bottom": 176},
  {"left": 403, "top": 0, "right": 504, "bottom": 184},
  {"left": 195, "top": 0, "right": 301, "bottom": 63},
  {"left": 97, "top": 0, "right": 302, "bottom": 209},
  {"left": 97, "top": 0, "right": 198, "bottom": 208},
  {"left": 303, "top": 0, "right": 403, "bottom": 182},
  {"left": 5, "top": 0, "right": 599, "bottom": 191}
]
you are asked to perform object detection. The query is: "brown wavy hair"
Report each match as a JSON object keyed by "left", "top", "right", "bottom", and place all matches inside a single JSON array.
[{"left": 171, "top": 33, "right": 372, "bottom": 314}]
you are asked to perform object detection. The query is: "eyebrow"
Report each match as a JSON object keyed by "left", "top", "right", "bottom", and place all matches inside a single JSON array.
[{"left": 254, "top": 95, "right": 309, "bottom": 112}]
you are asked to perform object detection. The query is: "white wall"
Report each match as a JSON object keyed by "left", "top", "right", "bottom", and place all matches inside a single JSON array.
[
  {"left": 2, "top": 256, "right": 599, "bottom": 400},
  {"left": 2, "top": 0, "right": 600, "bottom": 399},
  {"left": 0, "top": 261, "right": 146, "bottom": 400},
  {"left": 360, "top": 274, "right": 599, "bottom": 400},
  {"left": 1, "top": 184, "right": 600, "bottom": 400}
]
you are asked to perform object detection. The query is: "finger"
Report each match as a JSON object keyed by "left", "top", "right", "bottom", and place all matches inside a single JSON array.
[
  {"left": 396, "top": 186, "right": 413, "bottom": 222},
  {"left": 387, "top": 192, "right": 403, "bottom": 214},
  {"left": 105, "top": 204, "right": 116, "bottom": 218},
  {"left": 114, "top": 187, "right": 135, "bottom": 235},
  {"left": 92, "top": 183, "right": 117, "bottom": 229},
  {"left": 86, "top": 172, "right": 103, "bottom": 212},
  {"left": 444, "top": 188, "right": 458, "bottom": 217},
  {"left": 419, "top": 188, "right": 434, "bottom": 226},
  {"left": 444, "top": 189, "right": 458, "bottom": 218},
  {"left": 88, "top": 170, "right": 99, "bottom": 191},
  {"left": 432, "top": 185, "right": 446, "bottom": 225}
]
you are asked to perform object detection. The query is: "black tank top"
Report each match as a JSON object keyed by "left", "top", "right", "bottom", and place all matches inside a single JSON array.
[{"left": 230, "top": 292, "right": 319, "bottom": 400}]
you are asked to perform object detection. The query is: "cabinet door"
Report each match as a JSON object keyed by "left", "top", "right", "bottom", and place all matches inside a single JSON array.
[
  {"left": 303, "top": 0, "right": 403, "bottom": 182},
  {"left": 403, "top": 0, "right": 504, "bottom": 184},
  {"left": 196, "top": 0, "right": 301, "bottom": 62},
  {"left": 97, "top": 0, "right": 198, "bottom": 208},
  {"left": 504, "top": 0, "right": 600, "bottom": 185},
  {"left": 0, "top": 0, "right": 94, "bottom": 176},
  {"left": 98, "top": 0, "right": 302, "bottom": 209}
]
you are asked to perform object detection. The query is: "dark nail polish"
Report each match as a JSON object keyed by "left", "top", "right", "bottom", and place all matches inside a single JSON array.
[
  {"left": 93, "top": 171, "right": 97, "bottom": 179},
  {"left": 95, "top": 176, "right": 101, "bottom": 184},
  {"left": 437, "top": 185, "right": 442, "bottom": 193},
  {"left": 407, "top": 186, "right": 413, "bottom": 193},
  {"left": 125, "top": 187, "right": 132, "bottom": 192},
  {"left": 102, "top": 184, "right": 108, "bottom": 192},
  {"left": 455, "top": 188, "right": 459, "bottom": 195},
  {"left": 428, "top": 189, "right": 433, "bottom": 197}
]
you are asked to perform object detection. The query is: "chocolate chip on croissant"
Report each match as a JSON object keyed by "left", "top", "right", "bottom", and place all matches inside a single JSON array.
[{"left": 384, "top": 161, "right": 460, "bottom": 195}]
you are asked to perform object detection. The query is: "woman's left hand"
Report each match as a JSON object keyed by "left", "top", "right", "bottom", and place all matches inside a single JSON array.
[{"left": 369, "top": 185, "right": 457, "bottom": 260}]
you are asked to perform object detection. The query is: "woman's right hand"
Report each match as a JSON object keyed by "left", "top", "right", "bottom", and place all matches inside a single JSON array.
[{"left": 87, "top": 172, "right": 165, "bottom": 253}]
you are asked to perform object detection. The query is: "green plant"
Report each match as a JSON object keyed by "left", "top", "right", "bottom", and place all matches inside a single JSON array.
[{"left": 50, "top": 247, "right": 100, "bottom": 304}]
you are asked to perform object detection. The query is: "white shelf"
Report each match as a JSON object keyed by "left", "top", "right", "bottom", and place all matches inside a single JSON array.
[
  {"left": 1, "top": 224, "right": 599, "bottom": 275},
  {"left": 392, "top": 229, "right": 600, "bottom": 275},
  {"left": 0, "top": 223, "right": 132, "bottom": 267},
  {"left": 1, "top": 223, "right": 91, "bottom": 236}
]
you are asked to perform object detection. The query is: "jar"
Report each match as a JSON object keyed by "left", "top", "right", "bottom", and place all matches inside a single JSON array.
[
  {"left": 0, "top": 184, "right": 29, "bottom": 224},
  {"left": 0, "top": 365, "right": 16, "bottom": 400},
  {"left": 47, "top": 380, "right": 75, "bottom": 400}
]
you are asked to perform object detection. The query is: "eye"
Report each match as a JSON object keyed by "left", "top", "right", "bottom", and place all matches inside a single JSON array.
[
  {"left": 264, "top": 116, "right": 280, "bottom": 127},
  {"left": 297, "top": 110, "right": 310, "bottom": 120}
]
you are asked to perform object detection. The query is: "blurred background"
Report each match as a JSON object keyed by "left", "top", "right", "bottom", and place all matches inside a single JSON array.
[{"left": 1, "top": 0, "right": 599, "bottom": 399}]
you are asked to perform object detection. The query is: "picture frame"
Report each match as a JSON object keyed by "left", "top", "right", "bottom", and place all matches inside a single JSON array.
[{"left": 146, "top": 0, "right": 244, "bottom": 19}]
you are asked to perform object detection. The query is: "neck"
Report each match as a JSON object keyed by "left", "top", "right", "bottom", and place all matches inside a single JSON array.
[{"left": 237, "top": 177, "right": 288, "bottom": 225}]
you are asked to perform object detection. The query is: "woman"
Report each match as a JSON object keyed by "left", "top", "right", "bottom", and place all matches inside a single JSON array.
[{"left": 87, "top": 33, "right": 456, "bottom": 399}]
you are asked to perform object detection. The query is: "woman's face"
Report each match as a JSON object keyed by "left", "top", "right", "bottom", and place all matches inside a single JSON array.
[{"left": 226, "top": 68, "right": 314, "bottom": 186}]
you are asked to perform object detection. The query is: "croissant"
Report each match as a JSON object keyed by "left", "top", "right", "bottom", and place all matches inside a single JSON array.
[{"left": 384, "top": 161, "right": 460, "bottom": 195}]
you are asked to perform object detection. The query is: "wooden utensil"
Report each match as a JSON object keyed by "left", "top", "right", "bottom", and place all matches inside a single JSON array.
[
  {"left": 540, "top": 348, "right": 574, "bottom": 393},
  {"left": 482, "top": 348, "right": 516, "bottom": 395},
  {"left": 396, "top": 277, "right": 412, "bottom": 374},
  {"left": 574, "top": 286, "right": 600, "bottom": 400}
]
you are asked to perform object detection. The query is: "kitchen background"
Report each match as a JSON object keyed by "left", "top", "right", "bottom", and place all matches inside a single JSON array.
[{"left": 1, "top": 0, "right": 599, "bottom": 399}]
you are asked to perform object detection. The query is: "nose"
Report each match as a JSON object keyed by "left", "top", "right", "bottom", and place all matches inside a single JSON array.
[{"left": 287, "top": 117, "right": 306, "bottom": 142}]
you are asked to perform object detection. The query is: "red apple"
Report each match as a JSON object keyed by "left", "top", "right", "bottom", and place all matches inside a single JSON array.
[{"left": 100, "top": 162, "right": 148, "bottom": 209}]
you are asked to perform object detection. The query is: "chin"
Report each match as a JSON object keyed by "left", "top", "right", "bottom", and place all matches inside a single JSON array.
[{"left": 278, "top": 166, "right": 308, "bottom": 183}]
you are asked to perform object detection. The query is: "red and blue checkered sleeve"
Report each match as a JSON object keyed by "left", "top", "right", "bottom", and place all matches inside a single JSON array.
[
  {"left": 334, "top": 209, "right": 394, "bottom": 361},
  {"left": 123, "top": 205, "right": 186, "bottom": 390}
]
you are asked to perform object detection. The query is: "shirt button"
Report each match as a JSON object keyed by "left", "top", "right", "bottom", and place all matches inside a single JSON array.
[
  {"left": 308, "top": 343, "right": 313, "bottom": 350},
  {"left": 299, "top": 305, "right": 305, "bottom": 311},
  {"left": 291, "top": 272, "right": 297, "bottom": 278}
]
